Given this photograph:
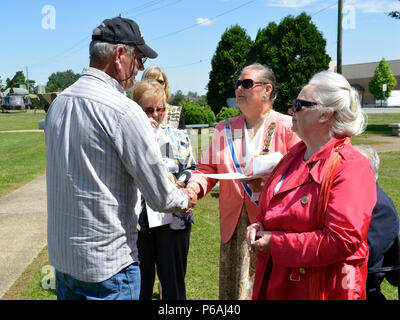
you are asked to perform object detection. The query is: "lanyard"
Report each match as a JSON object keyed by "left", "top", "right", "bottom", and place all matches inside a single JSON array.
[{"left": 262, "top": 122, "right": 276, "bottom": 154}]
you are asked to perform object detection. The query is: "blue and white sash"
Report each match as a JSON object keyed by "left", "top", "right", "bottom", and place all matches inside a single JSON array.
[{"left": 223, "top": 119, "right": 256, "bottom": 203}]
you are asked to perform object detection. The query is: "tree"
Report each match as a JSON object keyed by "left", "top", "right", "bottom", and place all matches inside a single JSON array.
[
  {"left": 207, "top": 25, "right": 253, "bottom": 115},
  {"left": 27, "top": 80, "right": 36, "bottom": 93},
  {"left": 6, "top": 71, "right": 26, "bottom": 88},
  {"left": 46, "top": 69, "right": 80, "bottom": 92},
  {"left": 247, "top": 12, "right": 331, "bottom": 114},
  {"left": 170, "top": 90, "right": 186, "bottom": 106},
  {"left": 369, "top": 58, "right": 397, "bottom": 103},
  {"left": 388, "top": 0, "right": 400, "bottom": 19}
]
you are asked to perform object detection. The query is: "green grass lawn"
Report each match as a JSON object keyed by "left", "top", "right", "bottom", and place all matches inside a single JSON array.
[
  {"left": 364, "top": 113, "right": 400, "bottom": 136},
  {"left": 0, "top": 112, "right": 399, "bottom": 300},
  {"left": 0, "top": 132, "right": 46, "bottom": 197},
  {"left": 0, "top": 110, "right": 46, "bottom": 131}
]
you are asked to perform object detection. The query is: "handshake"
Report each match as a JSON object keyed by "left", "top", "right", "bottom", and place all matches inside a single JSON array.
[{"left": 178, "top": 181, "right": 201, "bottom": 216}]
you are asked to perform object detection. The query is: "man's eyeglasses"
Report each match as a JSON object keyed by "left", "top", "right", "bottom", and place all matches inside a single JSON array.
[
  {"left": 144, "top": 106, "right": 166, "bottom": 115},
  {"left": 289, "top": 98, "right": 318, "bottom": 113},
  {"left": 234, "top": 79, "right": 267, "bottom": 90},
  {"left": 139, "top": 56, "right": 148, "bottom": 65}
]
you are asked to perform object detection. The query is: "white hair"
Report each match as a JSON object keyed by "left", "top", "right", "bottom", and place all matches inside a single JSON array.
[
  {"left": 308, "top": 71, "right": 366, "bottom": 137},
  {"left": 89, "top": 40, "right": 135, "bottom": 64},
  {"left": 354, "top": 145, "right": 380, "bottom": 180}
]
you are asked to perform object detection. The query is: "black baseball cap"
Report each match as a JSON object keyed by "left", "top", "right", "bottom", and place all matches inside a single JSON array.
[{"left": 92, "top": 17, "right": 158, "bottom": 59}]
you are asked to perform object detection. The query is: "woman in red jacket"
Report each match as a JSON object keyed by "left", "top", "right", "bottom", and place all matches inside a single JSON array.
[{"left": 246, "top": 71, "right": 377, "bottom": 300}]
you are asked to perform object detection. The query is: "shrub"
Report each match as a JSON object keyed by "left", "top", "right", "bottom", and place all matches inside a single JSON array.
[
  {"left": 216, "top": 106, "right": 242, "bottom": 122},
  {"left": 182, "top": 100, "right": 216, "bottom": 126}
]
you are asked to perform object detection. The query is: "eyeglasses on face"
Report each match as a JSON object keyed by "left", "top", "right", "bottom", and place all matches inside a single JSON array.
[
  {"left": 234, "top": 79, "right": 267, "bottom": 90},
  {"left": 157, "top": 79, "right": 165, "bottom": 85},
  {"left": 139, "top": 56, "right": 148, "bottom": 65},
  {"left": 289, "top": 98, "right": 318, "bottom": 113},
  {"left": 127, "top": 47, "right": 147, "bottom": 65},
  {"left": 143, "top": 106, "right": 166, "bottom": 115}
]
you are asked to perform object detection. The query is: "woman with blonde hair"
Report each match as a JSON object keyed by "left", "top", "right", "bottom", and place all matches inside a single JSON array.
[
  {"left": 142, "top": 66, "right": 185, "bottom": 129},
  {"left": 132, "top": 79, "right": 196, "bottom": 300}
]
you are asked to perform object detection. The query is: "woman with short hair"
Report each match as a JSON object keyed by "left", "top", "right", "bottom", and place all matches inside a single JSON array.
[
  {"left": 132, "top": 79, "right": 196, "bottom": 300},
  {"left": 186, "top": 63, "right": 299, "bottom": 299},
  {"left": 142, "top": 66, "right": 185, "bottom": 129}
]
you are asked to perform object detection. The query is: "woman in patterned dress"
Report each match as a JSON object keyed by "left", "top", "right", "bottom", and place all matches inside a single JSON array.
[{"left": 132, "top": 79, "right": 196, "bottom": 300}]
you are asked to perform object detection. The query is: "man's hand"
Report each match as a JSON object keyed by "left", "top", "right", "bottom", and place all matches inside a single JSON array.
[{"left": 180, "top": 188, "right": 197, "bottom": 216}]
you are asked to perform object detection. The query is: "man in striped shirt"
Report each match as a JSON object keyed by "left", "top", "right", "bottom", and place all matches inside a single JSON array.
[{"left": 45, "top": 17, "right": 197, "bottom": 300}]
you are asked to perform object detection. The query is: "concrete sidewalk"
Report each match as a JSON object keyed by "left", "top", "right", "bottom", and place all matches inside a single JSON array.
[{"left": 0, "top": 175, "right": 47, "bottom": 299}]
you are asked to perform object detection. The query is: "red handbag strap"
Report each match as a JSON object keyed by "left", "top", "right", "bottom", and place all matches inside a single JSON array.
[{"left": 310, "top": 140, "right": 349, "bottom": 300}]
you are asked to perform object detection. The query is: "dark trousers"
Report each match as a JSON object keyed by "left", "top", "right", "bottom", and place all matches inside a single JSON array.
[{"left": 137, "top": 223, "right": 191, "bottom": 300}]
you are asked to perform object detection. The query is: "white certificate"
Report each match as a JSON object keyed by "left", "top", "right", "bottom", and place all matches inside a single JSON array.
[
  {"left": 146, "top": 204, "right": 173, "bottom": 228},
  {"left": 203, "top": 172, "right": 247, "bottom": 180}
]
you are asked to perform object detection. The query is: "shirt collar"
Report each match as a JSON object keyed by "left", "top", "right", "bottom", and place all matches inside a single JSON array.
[
  {"left": 81, "top": 67, "right": 126, "bottom": 94},
  {"left": 307, "top": 136, "right": 350, "bottom": 163},
  {"left": 289, "top": 136, "right": 350, "bottom": 165}
]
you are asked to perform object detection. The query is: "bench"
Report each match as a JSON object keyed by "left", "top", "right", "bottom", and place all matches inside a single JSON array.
[{"left": 388, "top": 123, "right": 400, "bottom": 136}]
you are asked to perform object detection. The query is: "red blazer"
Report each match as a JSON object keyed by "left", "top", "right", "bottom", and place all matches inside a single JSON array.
[
  {"left": 189, "top": 111, "right": 299, "bottom": 244},
  {"left": 253, "top": 137, "right": 377, "bottom": 300}
]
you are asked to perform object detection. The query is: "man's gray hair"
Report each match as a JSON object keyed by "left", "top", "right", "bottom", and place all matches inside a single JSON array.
[
  {"left": 89, "top": 40, "right": 135, "bottom": 64},
  {"left": 354, "top": 144, "right": 380, "bottom": 180}
]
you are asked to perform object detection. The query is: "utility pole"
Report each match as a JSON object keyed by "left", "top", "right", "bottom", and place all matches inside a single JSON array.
[
  {"left": 26, "top": 66, "right": 29, "bottom": 93},
  {"left": 337, "top": 0, "right": 343, "bottom": 74}
]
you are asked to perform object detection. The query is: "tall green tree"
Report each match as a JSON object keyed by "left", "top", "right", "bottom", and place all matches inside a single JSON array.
[
  {"left": 6, "top": 71, "right": 26, "bottom": 88},
  {"left": 46, "top": 69, "right": 80, "bottom": 92},
  {"left": 207, "top": 25, "right": 252, "bottom": 115},
  {"left": 247, "top": 12, "right": 331, "bottom": 113},
  {"left": 369, "top": 58, "right": 397, "bottom": 102}
]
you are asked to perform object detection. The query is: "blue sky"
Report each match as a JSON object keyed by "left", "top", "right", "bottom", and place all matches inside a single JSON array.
[{"left": 1, "top": 0, "right": 399, "bottom": 95}]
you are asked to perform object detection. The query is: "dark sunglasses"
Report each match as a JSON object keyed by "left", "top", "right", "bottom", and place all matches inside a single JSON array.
[
  {"left": 234, "top": 79, "right": 267, "bottom": 90},
  {"left": 144, "top": 106, "right": 166, "bottom": 115},
  {"left": 290, "top": 98, "right": 318, "bottom": 113},
  {"left": 157, "top": 79, "right": 165, "bottom": 85}
]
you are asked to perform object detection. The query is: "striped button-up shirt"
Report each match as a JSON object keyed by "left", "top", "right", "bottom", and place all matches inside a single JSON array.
[{"left": 45, "top": 67, "right": 189, "bottom": 282}]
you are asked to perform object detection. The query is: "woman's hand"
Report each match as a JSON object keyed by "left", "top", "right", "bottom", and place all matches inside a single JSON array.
[
  {"left": 185, "top": 182, "right": 201, "bottom": 195},
  {"left": 149, "top": 118, "right": 159, "bottom": 128},
  {"left": 246, "top": 222, "right": 264, "bottom": 252},
  {"left": 253, "top": 231, "right": 272, "bottom": 253},
  {"left": 240, "top": 175, "right": 268, "bottom": 193}
]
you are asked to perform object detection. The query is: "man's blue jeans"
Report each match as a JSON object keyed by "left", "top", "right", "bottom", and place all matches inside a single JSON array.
[{"left": 55, "top": 263, "right": 140, "bottom": 300}]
